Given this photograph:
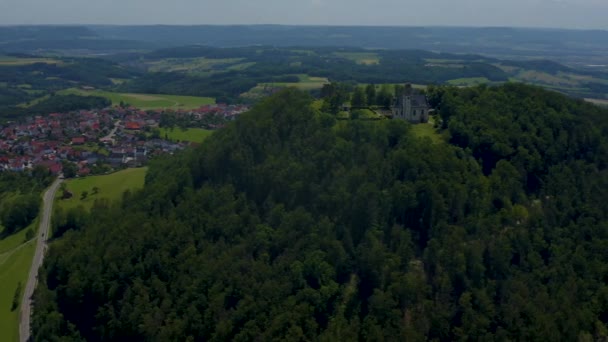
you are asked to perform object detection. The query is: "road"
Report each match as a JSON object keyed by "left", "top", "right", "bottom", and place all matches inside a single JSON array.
[
  {"left": 19, "top": 178, "right": 62, "bottom": 342},
  {"left": 100, "top": 120, "right": 121, "bottom": 144}
]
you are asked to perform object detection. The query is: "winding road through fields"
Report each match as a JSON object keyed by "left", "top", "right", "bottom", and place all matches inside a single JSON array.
[{"left": 19, "top": 178, "right": 62, "bottom": 342}]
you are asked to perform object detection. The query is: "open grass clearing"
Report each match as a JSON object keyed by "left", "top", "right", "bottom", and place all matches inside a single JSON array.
[
  {"left": 0, "top": 241, "right": 35, "bottom": 342},
  {"left": 243, "top": 74, "right": 329, "bottom": 98},
  {"left": 56, "top": 167, "right": 147, "bottom": 212},
  {"left": 447, "top": 77, "right": 491, "bottom": 86},
  {"left": 585, "top": 98, "right": 608, "bottom": 107},
  {"left": 0, "top": 56, "right": 62, "bottom": 66},
  {"left": 410, "top": 116, "right": 445, "bottom": 144},
  {"left": 334, "top": 52, "right": 381, "bottom": 65},
  {"left": 57, "top": 88, "right": 215, "bottom": 110},
  {"left": 147, "top": 58, "right": 244, "bottom": 74},
  {"left": 0, "top": 217, "right": 40, "bottom": 342}
]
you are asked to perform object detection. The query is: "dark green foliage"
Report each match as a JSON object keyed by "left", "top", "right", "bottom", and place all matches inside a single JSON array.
[
  {"left": 33, "top": 86, "right": 608, "bottom": 340},
  {"left": 351, "top": 87, "right": 366, "bottom": 107},
  {"left": 1, "top": 194, "right": 40, "bottom": 234},
  {"left": 61, "top": 161, "right": 78, "bottom": 179},
  {"left": 11, "top": 282, "right": 22, "bottom": 311}
]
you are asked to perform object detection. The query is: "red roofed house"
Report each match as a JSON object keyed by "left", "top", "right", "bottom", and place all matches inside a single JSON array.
[
  {"left": 125, "top": 122, "right": 142, "bottom": 130},
  {"left": 72, "top": 137, "right": 86, "bottom": 145}
]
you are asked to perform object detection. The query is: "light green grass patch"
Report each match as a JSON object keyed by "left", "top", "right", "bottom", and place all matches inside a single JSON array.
[
  {"left": 259, "top": 74, "right": 329, "bottom": 90},
  {"left": 0, "top": 218, "right": 39, "bottom": 342},
  {"left": 352, "top": 108, "right": 380, "bottom": 119},
  {"left": 110, "top": 78, "right": 128, "bottom": 85},
  {"left": 447, "top": 77, "right": 490, "bottom": 86},
  {"left": 410, "top": 122, "right": 444, "bottom": 144},
  {"left": 72, "top": 143, "right": 110, "bottom": 157},
  {"left": 147, "top": 58, "right": 244, "bottom": 74},
  {"left": 0, "top": 56, "right": 62, "bottom": 66},
  {"left": 57, "top": 88, "right": 215, "bottom": 110},
  {"left": 357, "top": 83, "right": 427, "bottom": 92},
  {"left": 17, "top": 94, "right": 51, "bottom": 108},
  {"left": 56, "top": 168, "right": 147, "bottom": 211},
  {"left": 159, "top": 127, "right": 213, "bottom": 143},
  {"left": 585, "top": 98, "right": 608, "bottom": 107},
  {"left": 227, "top": 62, "right": 256, "bottom": 71},
  {"left": 0, "top": 241, "right": 35, "bottom": 342},
  {"left": 243, "top": 74, "right": 329, "bottom": 98},
  {"left": 335, "top": 52, "right": 380, "bottom": 65}
]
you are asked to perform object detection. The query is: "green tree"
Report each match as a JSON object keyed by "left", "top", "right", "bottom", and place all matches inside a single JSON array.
[
  {"left": 365, "top": 84, "right": 377, "bottom": 106},
  {"left": 376, "top": 84, "right": 393, "bottom": 109},
  {"left": 11, "top": 282, "right": 22, "bottom": 311},
  {"left": 351, "top": 87, "right": 367, "bottom": 107},
  {"left": 1, "top": 194, "right": 40, "bottom": 234},
  {"left": 61, "top": 161, "right": 78, "bottom": 179}
]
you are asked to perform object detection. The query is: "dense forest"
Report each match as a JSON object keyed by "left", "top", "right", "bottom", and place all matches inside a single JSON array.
[
  {"left": 0, "top": 168, "right": 53, "bottom": 235},
  {"left": 32, "top": 84, "right": 608, "bottom": 340}
]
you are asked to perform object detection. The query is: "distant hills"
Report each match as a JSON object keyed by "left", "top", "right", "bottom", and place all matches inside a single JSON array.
[{"left": 1, "top": 25, "right": 608, "bottom": 68}]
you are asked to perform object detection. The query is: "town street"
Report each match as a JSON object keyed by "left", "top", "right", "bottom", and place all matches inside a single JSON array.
[{"left": 19, "top": 178, "right": 63, "bottom": 342}]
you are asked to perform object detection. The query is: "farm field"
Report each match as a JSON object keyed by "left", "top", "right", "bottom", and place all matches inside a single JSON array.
[
  {"left": 260, "top": 74, "right": 329, "bottom": 90},
  {"left": 242, "top": 74, "right": 329, "bottom": 99},
  {"left": 146, "top": 57, "right": 244, "bottom": 74},
  {"left": 357, "top": 83, "right": 427, "bottom": 92},
  {"left": 56, "top": 168, "right": 147, "bottom": 211},
  {"left": 0, "top": 220, "right": 39, "bottom": 342},
  {"left": 0, "top": 56, "right": 62, "bottom": 66},
  {"left": 446, "top": 77, "right": 491, "bottom": 86},
  {"left": 57, "top": 88, "right": 215, "bottom": 110},
  {"left": 334, "top": 52, "right": 380, "bottom": 65},
  {"left": 159, "top": 127, "right": 214, "bottom": 143},
  {"left": 586, "top": 98, "right": 608, "bottom": 107}
]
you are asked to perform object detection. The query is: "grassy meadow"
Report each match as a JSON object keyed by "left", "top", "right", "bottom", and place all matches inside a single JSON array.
[
  {"left": 57, "top": 88, "right": 215, "bottom": 110},
  {"left": 56, "top": 168, "right": 147, "bottom": 211},
  {"left": 410, "top": 116, "right": 445, "bottom": 144},
  {"left": 334, "top": 52, "right": 381, "bottom": 65},
  {"left": 146, "top": 57, "right": 244, "bottom": 74},
  {"left": 0, "top": 218, "right": 39, "bottom": 342},
  {"left": 446, "top": 77, "right": 491, "bottom": 86},
  {"left": 0, "top": 56, "right": 62, "bottom": 66}
]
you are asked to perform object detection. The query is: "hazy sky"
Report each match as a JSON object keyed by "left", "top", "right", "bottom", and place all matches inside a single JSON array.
[{"left": 1, "top": 0, "right": 607, "bottom": 29}]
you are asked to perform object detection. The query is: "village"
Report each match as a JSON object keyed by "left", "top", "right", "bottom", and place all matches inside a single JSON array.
[{"left": 0, "top": 103, "right": 249, "bottom": 176}]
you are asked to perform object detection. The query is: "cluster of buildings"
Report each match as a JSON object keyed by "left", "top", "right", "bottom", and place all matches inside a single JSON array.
[{"left": 0, "top": 103, "right": 249, "bottom": 176}]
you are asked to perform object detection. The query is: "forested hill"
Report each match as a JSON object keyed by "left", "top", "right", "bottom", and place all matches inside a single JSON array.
[{"left": 34, "top": 85, "right": 608, "bottom": 341}]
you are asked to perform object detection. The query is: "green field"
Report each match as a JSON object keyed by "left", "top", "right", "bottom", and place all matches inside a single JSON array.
[
  {"left": 242, "top": 75, "right": 329, "bottom": 99},
  {"left": 57, "top": 89, "right": 215, "bottom": 110},
  {"left": 335, "top": 52, "right": 380, "bottom": 65},
  {"left": 0, "top": 56, "right": 62, "bottom": 66},
  {"left": 159, "top": 127, "right": 214, "bottom": 143},
  {"left": 146, "top": 58, "right": 244, "bottom": 74},
  {"left": 351, "top": 108, "right": 382, "bottom": 119},
  {"left": 447, "top": 77, "right": 491, "bottom": 86},
  {"left": 410, "top": 121, "right": 444, "bottom": 144},
  {"left": 357, "top": 83, "right": 427, "bottom": 92},
  {"left": 259, "top": 74, "right": 329, "bottom": 90},
  {"left": 586, "top": 98, "right": 608, "bottom": 107},
  {"left": 0, "top": 218, "right": 39, "bottom": 342},
  {"left": 56, "top": 168, "right": 147, "bottom": 211}
]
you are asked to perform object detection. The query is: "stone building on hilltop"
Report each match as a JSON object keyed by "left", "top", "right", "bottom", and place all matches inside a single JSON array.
[{"left": 392, "top": 84, "right": 430, "bottom": 123}]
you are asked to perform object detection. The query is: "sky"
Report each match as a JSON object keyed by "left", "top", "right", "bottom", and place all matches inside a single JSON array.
[{"left": 0, "top": 0, "right": 607, "bottom": 29}]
